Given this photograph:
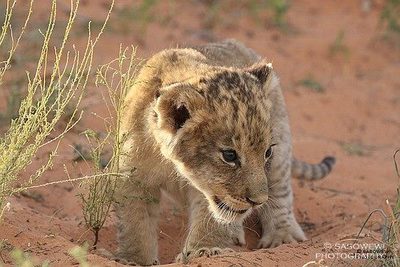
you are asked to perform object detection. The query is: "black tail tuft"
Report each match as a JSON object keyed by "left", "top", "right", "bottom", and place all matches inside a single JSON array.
[{"left": 321, "top": 156, "right": 336, "bottom": 172}]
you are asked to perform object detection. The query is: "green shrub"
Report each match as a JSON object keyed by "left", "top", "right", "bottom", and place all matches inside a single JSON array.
[{"left": 381, "top": 0, "right": 400, "bottom": 34}]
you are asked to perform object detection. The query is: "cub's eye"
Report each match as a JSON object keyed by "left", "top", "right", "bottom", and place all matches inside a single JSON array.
[
  {"left": 265, "top": 145, "right": 275, "bottom": 159},
  {"left": 222, "top": 149, "right": 238, "bottom": 163}
]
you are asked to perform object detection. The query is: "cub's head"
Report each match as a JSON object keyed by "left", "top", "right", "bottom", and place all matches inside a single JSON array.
[{"left": 151, "top": 61, "right": 277, "bottom": 224}]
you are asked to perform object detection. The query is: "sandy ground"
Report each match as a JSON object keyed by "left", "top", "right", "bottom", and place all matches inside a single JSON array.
[{"left": 1, "top": 0, "right": 400, "bottom": 266}]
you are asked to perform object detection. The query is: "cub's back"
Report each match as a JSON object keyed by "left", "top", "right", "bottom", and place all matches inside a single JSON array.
[{"left": 192, "top": 39, "right": 261, "bottom": 68}]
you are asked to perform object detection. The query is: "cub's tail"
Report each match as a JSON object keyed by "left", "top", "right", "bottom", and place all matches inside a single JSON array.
[{"left": 291, "top": 156, "right": 336, "bottom": 180}]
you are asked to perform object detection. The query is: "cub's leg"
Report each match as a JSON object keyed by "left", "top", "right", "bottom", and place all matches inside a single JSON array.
[
  {"left": 257, "top": 159, "right": 306, "bottom": 248},
  {"left": 177, "top": 191, "right": 244, "bottom": 263},
  {"left": 114, "top": 173, "right": 161, "bottom": 265}
]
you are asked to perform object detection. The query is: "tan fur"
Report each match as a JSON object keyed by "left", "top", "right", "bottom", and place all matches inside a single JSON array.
[{"left": 114, "top": 39, "right": 335, "bottom": 265}]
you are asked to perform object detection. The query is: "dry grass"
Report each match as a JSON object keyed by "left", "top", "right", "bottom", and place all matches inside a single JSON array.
[
  {"left": 80, "top": 45, "right": 140, "bottom": 248},
  {"left": 381, "top": 149, "right": 400, "bottom": 266},
  {"left": 357, "top": 149, "right": 400, "bottom": 266},
  {"left": 0, "top": 0, "right": 111, "bottom": 220}
]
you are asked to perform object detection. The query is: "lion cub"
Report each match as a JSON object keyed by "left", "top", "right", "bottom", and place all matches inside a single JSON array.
[{"left": 115, "top": 39, "right": 335, "bottom": 265}]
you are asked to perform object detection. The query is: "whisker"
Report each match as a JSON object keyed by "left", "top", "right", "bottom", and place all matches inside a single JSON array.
[{"left": 268, "top": 179, "right": 281, "bottom": 190}]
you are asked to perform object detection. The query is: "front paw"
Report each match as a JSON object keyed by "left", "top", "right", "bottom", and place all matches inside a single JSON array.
[
  {"left": 114, "top": 257, "right": 159, "bottom": 266},
  {"left": 114, "top": 258, "right": 139, "bottom": 266},
  {"left": 176, "top": 247, "right": 234, "bottom": 263},
  {"left": 232, "top": 224, "right": 246, "bottom": 246},
  {"left": 94, "top": 248, "right": 136, "bottom": 265},
  {"left": 258, "top": 221, "right": 306, "bottom": 248},
  {"left": 113, "top": 251, "right": 159, "bottom": 266}
]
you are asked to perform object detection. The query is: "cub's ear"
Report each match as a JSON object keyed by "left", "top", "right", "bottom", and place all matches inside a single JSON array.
[
  {"left": 245, "top": 62, "right": 273, "bottom": 85},
  {"left": 170, "top": 103, "right": 190, "bottom": 130},
  {"left": 154, "top": 87, "right": 192, "bottom": 134}
]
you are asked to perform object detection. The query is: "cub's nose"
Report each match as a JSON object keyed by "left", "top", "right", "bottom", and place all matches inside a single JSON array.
[{"left": 245, "top": 195, "right": 268, "bottom": 206}]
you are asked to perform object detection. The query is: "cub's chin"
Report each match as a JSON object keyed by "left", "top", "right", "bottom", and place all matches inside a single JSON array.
[{"left": 205, "top": 195, "right": 253, "bottom": 224}]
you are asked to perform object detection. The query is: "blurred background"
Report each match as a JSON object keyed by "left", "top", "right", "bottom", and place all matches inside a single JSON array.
[{"left": 2, "top": 0, "right": 400, "bottom": 134}]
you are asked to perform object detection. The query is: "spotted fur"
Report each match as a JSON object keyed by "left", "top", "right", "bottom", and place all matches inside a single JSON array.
[{"left": 114, "top": 39, "right": 335, "bottom": 265}]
